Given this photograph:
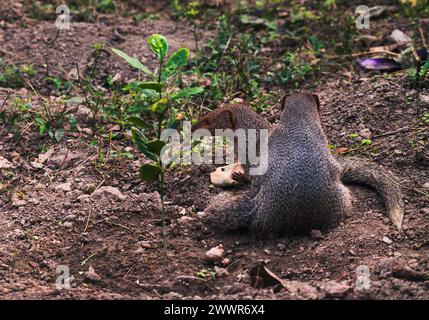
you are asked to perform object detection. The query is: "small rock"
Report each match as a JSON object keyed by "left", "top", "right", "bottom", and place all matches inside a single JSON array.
[
  {"left": 64, "top": 214, "right": 77, "bottom": 221},
  {"left": 14, "top": 229, "right": 26, "bottom": 240},
  {"left": 214, "top": 266, "right": 229, "bottom": 278},
  {"left": 221, "top": 258, "right": 231, "bottom": 266},
  {"left": 284, "top": 280, "right": 319, "bottom": 300},
  {"left": 390, "top": 29, "right": 412, "bottom": 44},
  {"left": 48, "top": 148, "right": 84, "bottom": 168},
  {"left": 163, "top": 292, "right": 183, "bottom": 299},
  {"left": 420, "top": 95, "right": 429, "bottom": 106},
  {"left": 310, "top": 229, "right": 323, "bottom": 240},
  {"left": 359, "top": 128, "right": 372, "bottom": 139},
  {"left": 11, "top": 194, "right": 26, "bottom": 207},
  {"left": 196, "top": 211, "right": 207, "bottom": 219},
  {"left": 91, "top": 186, "right": 126, "bottom": 201},
  {"left": 84, "top": 266, "right": 101, "bottom": 282},
  {"left": 55, "top": 182, "right": 72, "bottom": 192},
  {"left": 137, "top": 241, "right": 151, "bottom": 249},
  {"left": 320, "top": 281, "right": 352, "bottom": 298},
  {"left": 205, "top": 245, "right": 224, "bottom": 262},
  {"left": 178, "top": 216, "right": 195, "bottom": 224},
  {"left": 0, "top": 156, "right": 13, "bottom": 169},
  {"left": 422, "top": 182, "right": 429, "bottom": 189},
  {"left": 277, "top": 243, "right": 286, "bottom": 251},
  {"left": 382, "top": 236, "right": 393, "bottom": 244},
  {"left": 63, "top": 221, "right": 74, "bottom": 229},
  {"left": 422, "top": 208, "right": 429, "bottom": 215}
]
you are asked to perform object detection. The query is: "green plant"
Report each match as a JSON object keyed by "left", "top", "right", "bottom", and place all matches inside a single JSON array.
[
  {"left": 408, "top": 59, "right": 429, "bottom": 88},
  {"left": 195, "top": 268, "right": 216, "bottom": 281},
  {"left": 112, "top": 34, "right": 203, "bottom": 252},
  {"left": 0, "top": 59, "right": 26, "bottom": 88}
]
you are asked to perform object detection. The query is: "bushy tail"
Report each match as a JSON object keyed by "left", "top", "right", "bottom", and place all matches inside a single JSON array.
[
  {"left": 338, "top": 157, "right": 404, "bottom": 230},
  {"left": 206, "top": 191, "right": 256, "bottom": 232}
]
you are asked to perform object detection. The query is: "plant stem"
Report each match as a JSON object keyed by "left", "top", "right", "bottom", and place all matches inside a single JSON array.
[{"left": 159, "top": 165, "right": 167, "bottom": 253}]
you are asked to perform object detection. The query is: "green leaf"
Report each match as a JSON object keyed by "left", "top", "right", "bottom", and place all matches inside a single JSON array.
[
  {"left": 171, "top": 86, "right": 204, "bottom": 99},
  {"left": 111, "top": 48, "right": 152, "bottom": 75},
  {"left": 131, "top": 128, "right": 158, "bottom": 161},
  {"left": 139, "top": 164, "right": 162, "bottom": 183},
  {"left": 128, "top": 116, "right": 149, "bottom": 129},
  {"left": 151, "top": 98, "right": 168, "bottom": 114},
  {"left": 68, "top": 114, "right": 77, "bottom": 131},
  {"left": 146, "top": 139, "right": 166, "bottom": 156},
  {"left": 54, "top": 129, "right": 64, "bottom": 142},
  {"left": 138, "top": 81, "right": 164, "bottom": 92},
  {"left": 162, "top": 48, "right": 190, "bottom": 79},
  {"left": 361, "top": 139, "right": 372, "bottom": 146},
  {"left": 35, "top": 117, "right": 47, "bottom": 135},
  {"left": 65, "top": 97, "right": 84, "bottom": 105},
  {"left": 147, "top": 34, "right": 168, "bottom": 61}
]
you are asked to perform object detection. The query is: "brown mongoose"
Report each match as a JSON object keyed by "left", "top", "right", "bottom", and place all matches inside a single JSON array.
[
  {"left": 191, "top": 103, "right": 271, "bottom": 134},
  {"left": 198, "top": 93, "right": 404, "bottom": 237}
]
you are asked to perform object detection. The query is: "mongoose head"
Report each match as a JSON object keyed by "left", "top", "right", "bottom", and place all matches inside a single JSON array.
[
  {"left": 192, "top": 106, "right": 236, "bottom": 134},
  {"left": 280, "top": 93, "right": 321, "bottom": 123}
]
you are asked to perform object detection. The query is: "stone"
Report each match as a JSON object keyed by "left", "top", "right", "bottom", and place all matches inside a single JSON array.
[
  {"left": 310, "top": 229, "right": 323, "bottom": 240},
  {"left": 214, "top": 266, "right": 229, "bottom": 278},
  {"left": 55, "top": 182, "right": 72, "bottom": 192},
  {"left": 84, "top": 266, "right": 101, "bottom": 282},
  {"left": 382, "top": 236, "right": 393, "bottom": 244},
  {"left": 320, "top": 281, "right": 352, "bottom": 298},
  {"left": 0, "top": 156, "right": 13, "bottom": 169},
  {"left": 359, "top": 128, "right": 372, "bottom": 139},
  {"left": 91, "top": 186, "right": 126, "bottom": 201},
  {"left": 205, "top": 245, "right": 224, "bottom": 262},
  {"left": 178, "top": 216, "right": 195, "bottom": 224}
]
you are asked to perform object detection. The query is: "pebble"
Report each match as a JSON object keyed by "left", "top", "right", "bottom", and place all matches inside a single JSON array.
[
  {"left": 62, "top": 221, "right": 74, "bottom": 229},
  {"left": 205, "top": 245, "right": 224, "bottom": 262},
  {"left": 382, "top": 236, "right": 393, "bottom": 244},
  {"left": 91, "top": 186, "right": 126, "bottom": 201},
  {"left": 84, "top": 266, "right": 102, "bottom": 282},
  {"left": 214, "top": 266, "right": 229, "bottom": 278},
  {"left": 359, "top": 128, "right": 372, "bottom": 139},
  {"left": 320, "top": 281, "right": 352, "bottom": 298},
  {"left": 55, "top": 182, "right": 72, "bottom": 192},
  {"left": 178, "top": 216, "right": 195, "bottom": 224},
  {"left": 310, "top": 229, "right": 323, "bottom": 240}
]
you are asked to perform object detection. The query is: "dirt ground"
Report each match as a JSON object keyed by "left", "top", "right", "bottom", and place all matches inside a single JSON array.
[{"left": 0, "top": 2, "right": 428, "bottom": 300}]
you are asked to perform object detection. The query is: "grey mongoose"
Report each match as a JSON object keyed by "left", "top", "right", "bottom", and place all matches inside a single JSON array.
[{"left": 194, "top": 93, "right": 404, "bottom": 237}]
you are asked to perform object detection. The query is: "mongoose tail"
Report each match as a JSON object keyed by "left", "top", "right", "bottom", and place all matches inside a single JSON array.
[
  {"left": 206, "top": 192, "right": 255, "bottom": 231},
  {"left": 338, "top": 158, "right": 404, "bottom": 230}
]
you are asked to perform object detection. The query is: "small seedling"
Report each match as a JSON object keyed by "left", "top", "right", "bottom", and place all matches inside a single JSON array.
[{"left": 112, "top": 33, "right": 203, "bottom": 253}]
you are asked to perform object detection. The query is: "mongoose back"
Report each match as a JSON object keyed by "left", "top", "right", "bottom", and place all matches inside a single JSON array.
[{"left": 204, "top": 93, "right": 404, "bottom": 237}]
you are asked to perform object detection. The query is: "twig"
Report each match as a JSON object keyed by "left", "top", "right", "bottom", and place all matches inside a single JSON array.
[
  {"left": 80, "top": 252, "right": 97, "bottom": 266},
  {"left": 93, "top": 179, "right": 106, "bottom": 193},
  {"left": 418, "top": 26, "right": 427, "bottom": 49},
  {"left": 373, "top": 119, "right": 422, "bottom": 139},
  {"left": 83, "top": 211, "right": 92, "bottom": 233},
  {"left": 123, "top": 266, "right": 134, "bottom": 279},
  {"left": 75, "top": 62, "right": 92, "bottom": 115}
]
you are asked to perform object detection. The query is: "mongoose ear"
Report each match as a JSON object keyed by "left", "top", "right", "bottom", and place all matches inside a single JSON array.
[
  {"left": 219, "top": 109, "right": 237, "bottom": 130},
  {"left": 280, "top": 94, "right": 290, "bottom": 111},
  {"left": 312, "top": 94, "right": 321, "bottom": 113}
]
